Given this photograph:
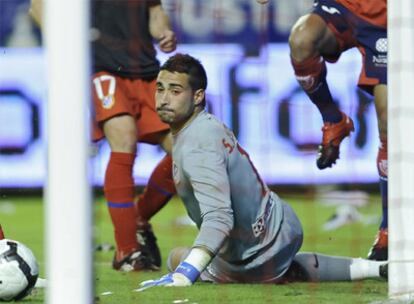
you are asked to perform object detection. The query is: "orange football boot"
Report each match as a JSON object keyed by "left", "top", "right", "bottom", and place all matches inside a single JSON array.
[
  {"left": 367, "top": 228, "right": 388, "bottom": 261},
  {"left": 317, "top": 112, "right": 355, "bottom": 169}
]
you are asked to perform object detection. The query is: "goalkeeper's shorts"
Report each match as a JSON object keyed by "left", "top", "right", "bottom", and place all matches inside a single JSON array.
[{"left": 200, "top": 201, "right": 303, "bottom": 284}]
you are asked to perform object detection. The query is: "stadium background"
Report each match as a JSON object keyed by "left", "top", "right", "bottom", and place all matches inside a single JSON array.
[{"left": 0, "top": 0, "right": 381, "bottom": 187}]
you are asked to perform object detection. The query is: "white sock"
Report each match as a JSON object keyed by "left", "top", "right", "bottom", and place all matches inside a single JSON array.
[{"left": 349, "top": 258, "right": 386, "bottom": 280}]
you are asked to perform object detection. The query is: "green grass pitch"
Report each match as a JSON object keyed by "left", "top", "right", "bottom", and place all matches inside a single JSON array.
[{"left": 0, "top": 192, "right": 387, "bottom": 303}]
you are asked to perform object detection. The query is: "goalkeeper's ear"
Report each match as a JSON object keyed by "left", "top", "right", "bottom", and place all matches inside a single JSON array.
[
  {"left": 30, "top": 0, "right": 43, "bottom": 28},
  {"left": 167, "top": 247, "right": 191, "bottom": 272}
]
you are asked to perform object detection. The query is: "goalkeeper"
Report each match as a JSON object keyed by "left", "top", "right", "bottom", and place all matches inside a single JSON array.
[{"left": 139, "top": 53, "right": 387, "bottom": 289}]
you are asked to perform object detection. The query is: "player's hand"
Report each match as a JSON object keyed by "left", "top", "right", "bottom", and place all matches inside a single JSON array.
[
  {"left": 158, "top": 29, "right": 177, "bottom": 53},
  {"left": 137, "top": 260, "right": 202, "bottom": 291},
  {"left": 137, "top": 272, "right": 192, "bottom": 291},
  {"left": 256, "top": 0, "right": 269, "bottom": 4}
]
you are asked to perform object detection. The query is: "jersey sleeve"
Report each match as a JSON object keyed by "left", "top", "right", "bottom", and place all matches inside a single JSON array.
[{"left": 182, "top": 142, "right": 234, "bottom": 255}]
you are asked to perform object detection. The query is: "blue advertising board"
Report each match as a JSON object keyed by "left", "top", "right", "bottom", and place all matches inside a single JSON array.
[{"left": 0, "top": 44, "right": 379, "bottom": 187}]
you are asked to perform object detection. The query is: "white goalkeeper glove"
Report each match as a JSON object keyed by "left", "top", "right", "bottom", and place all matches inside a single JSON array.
[
  {"left": 137, "top": 247, "right": 212, "bottom": 291},
  {"left": 137, "top": 262, "right": 196, "bottom": 291}
]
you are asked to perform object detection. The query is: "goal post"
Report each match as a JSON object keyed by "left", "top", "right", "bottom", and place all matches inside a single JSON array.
[
  {"left": 43, "top": 0, "right": 93, "bottom": 303},
  {"left": 388, "top": 0, "right": 414, "bottom": 300}
]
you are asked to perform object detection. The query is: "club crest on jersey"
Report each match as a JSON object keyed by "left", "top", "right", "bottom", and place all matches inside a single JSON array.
[
  {"left": 102, "top": 95, "right": 115, "bottom": 109},
  {"left": 252, "top": 217, "right": 266, "bottom": 237},
  {"left": 252, "top": 197, "right": 274, "bottom": 237}
]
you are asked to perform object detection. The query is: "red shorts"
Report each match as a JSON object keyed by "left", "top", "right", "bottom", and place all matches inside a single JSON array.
[{"left": 91, "top": 71, "right": 169, "bottom": 144}]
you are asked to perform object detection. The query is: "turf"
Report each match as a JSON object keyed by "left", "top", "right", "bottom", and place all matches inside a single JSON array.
[{"left": 0, "top": 192, "right": 388, "bottom": 303}]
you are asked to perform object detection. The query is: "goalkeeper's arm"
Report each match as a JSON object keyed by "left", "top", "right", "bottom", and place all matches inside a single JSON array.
[
  {"left": 169, "top": 246, "right": 213, "bottom": 285},
  {"left": 138, "top": 246, "right": 213, "bottom": 289}
]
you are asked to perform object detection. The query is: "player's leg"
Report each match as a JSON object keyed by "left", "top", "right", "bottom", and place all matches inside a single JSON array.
[
  {"left": 135, "top": 133, "right": 176, "bottom": 267},
  {"left": 368, "top": 84, "right": 388, "bottom": 260},
  {"left": 102, "top": 115, "right": 159, "bottom": 271},
  {"left": 289, "top": 8, "right": 354, "bottom": 169},
  {"left": 352, "top": 10, "right": 387, "bottom": 259},
  {"left": 133, "top": 79, "right": 177, "bottom": 267},
  {"left": 285, "top": 252, "right": 387, "bottom": 282},
  {"left": 136, "top": 131, "right": 174, "bottom": 227},
  {"left": 135, "top": 154, "right": 174, "bottom": 225},
  {"left": 92, "top": 73, "right": 157, "bottom": 271}
]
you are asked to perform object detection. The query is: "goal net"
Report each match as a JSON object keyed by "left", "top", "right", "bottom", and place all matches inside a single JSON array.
[{"left": 388, "top": 0, "right": 414, "bottom": 299}]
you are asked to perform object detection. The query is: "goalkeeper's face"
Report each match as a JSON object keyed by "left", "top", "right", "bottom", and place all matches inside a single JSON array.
[{"left": 156, "top": 70, "right": 205, "bottom": 132}]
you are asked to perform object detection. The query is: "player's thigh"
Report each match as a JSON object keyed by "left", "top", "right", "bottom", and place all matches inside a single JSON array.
[
  {"left": 103, "top": 115, "right": 137, "bottom": 153},
  {"left": 157, "top": 131, "right": 172, "bottom": 154},
  {"left": 355, "top": 22, "right": 387, "bottom": 136},
  {"left": 373, "top": 84, "right": 387, "bottom": 136},
  {"left": 289, "top": 13, "right": 339, "bottom": 61}
]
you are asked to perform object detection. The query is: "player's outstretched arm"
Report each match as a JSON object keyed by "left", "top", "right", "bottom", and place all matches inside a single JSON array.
[
  {"left": 149, "top": 4, "right": 177, "bottom": 53},
  {"left": 137, "top": 247, "right": 212, "bottom": 291}
]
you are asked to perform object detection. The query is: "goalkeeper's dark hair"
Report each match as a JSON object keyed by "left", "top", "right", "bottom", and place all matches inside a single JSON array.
[{"left": 160, "top": 53, "right": 207, "bottom": 106}]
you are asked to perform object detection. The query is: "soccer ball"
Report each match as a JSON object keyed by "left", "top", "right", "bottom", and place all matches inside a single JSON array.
[{"left": 0, "top": 239, "right": 39, "bottom": 301}]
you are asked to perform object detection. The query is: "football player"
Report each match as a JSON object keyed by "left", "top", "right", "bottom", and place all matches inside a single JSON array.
[
  {"left": 30, "top": 0, "right": 177, "bottom": 271},
  {"left": 138, "top": 54, "right": 387, "bottom": 288},
  {"left": 286, "top": 0, "right": 388, "bottom": 261}
]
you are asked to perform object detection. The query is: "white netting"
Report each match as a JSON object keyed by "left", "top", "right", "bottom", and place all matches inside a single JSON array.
[{"left": 388, "top": 0, "right": 414, "bottom": 300}]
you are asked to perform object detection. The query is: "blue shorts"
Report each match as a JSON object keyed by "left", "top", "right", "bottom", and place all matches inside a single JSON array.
[{"left": 312, "top": 0, "right": 387, "bottom": 93}]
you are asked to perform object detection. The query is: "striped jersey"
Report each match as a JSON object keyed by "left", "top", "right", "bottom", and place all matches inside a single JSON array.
[{"left": 91, "top": 0, "right": 161, "bottom": 78}]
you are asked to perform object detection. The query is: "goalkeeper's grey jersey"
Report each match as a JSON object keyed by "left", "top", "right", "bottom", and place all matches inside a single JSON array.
[{"left": 172, "top": 110, "right": 303, "bottom": 282}]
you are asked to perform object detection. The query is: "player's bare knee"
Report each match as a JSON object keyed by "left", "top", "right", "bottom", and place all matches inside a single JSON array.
[
  {"left": 107, "top": 129, "right": 137, "bottom": 152},
  {"left": 289, "top": 17, "right": 324, "bottom": 62},
  {"left": 289, "top": 26, "right": 317, "bottom": 62},
  {"left": 103, "top": 115, "right": 137, "bottom": 152}
]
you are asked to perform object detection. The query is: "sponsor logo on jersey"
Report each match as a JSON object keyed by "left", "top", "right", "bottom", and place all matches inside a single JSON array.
[
  {"left": 372, "top": 55, "right": 387, "bottom": 67},
  {"left": 375, "top": 38, "right": 388, "bottom": 53},
  {"left": 321, "top": 5, "right": 340, "bottom": 15}
]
